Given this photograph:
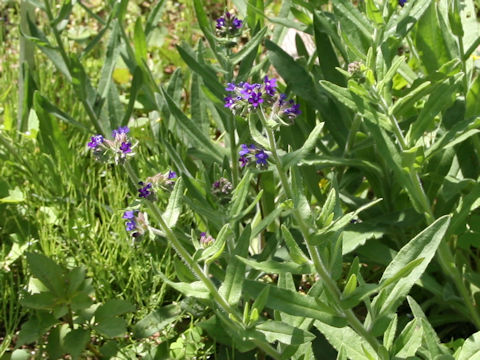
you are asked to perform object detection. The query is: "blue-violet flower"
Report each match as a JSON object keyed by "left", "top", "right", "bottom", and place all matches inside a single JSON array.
[
  {"left": 215, "top": 11, "right": 243, "bottom": 38},
  {"left": 224, "top": 78, "right": 301, "bottom": 125}
]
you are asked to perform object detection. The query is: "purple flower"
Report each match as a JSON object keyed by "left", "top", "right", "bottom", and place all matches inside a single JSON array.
[
  {"left": 216, "top": 17, "right": 225, "bottom": 29},
  {"left": 240, "top": 83, "right": 257, "bottom": 100},
  {"left": 168, "top": 170, "right": 177, "bottom": 179},
  {"left": 122, "top": 210, "right": 135, "bottom": 219},
  {"left": 87, "top": 135, "right": 104, "bottom": 149},
  {"left": 125, "top": 219, "right": 136, "bottom": 232},
  {"left": 284, "top": 103, "right": 301, "bottom": 116},
  {"left": 278, "top": 94, "right": 287, "bottom": 106},
  {"left": 248, "top": 91, "right": 264, "bottom": 107},
  {"left": 120, "top": 142, "right": 132, "bottom": 154},
  {"left": 138, "top": 182, "right": 153, "bottom": 199},
  {"left": 399, "top": 0, "right": 407, "bottom": 6},
  {"left": 232, "top": 18, "right": 243, "bottom": 29},
  {"left": 215, "top": 11, "right": 243, "bottom": 37},
  {"left": 239, "top": 155, "right": 249, "bottom": 168},
  {"left": 239, "top": 144, "right": 256, "bottom": 156},
  {"left": 224, "top": 96, "right": 236, "bottom": 108},
  {"left": 264, "top": 76, "right": 277, "bottom": 96},
  {"left": 225, "top": 83, "right": 236, "bottom": 91},
  {"left": 112, "top": 126, "right": 129, "bottom": 138},
  {"left": 255, "top": 150, "right": 269, "bottom": 166}
]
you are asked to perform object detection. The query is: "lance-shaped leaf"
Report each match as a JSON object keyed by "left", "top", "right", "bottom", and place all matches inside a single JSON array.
[
  {"left": 248, "top": 320, "right": 315, "bottom": 346},
  {"left": 236, "top": 256, "right": 315, "bottom": 275},
  {"left": 243, "top": 280, "right": 346, "bottom": 327},
  {"left": 160, "top": 87, "right": 225, "bottom": 163},
  {"left": 314, "top": 321, "right": 376, "bottom": 360},
  {"left": 371, "top": 215, "right": 450, "bottom": 319},
  {"left": 219, "top": 226, "right": 251, "bottom": 305},
  {"left": 164, "top": 177, "right": 184, "bottom": 228}
]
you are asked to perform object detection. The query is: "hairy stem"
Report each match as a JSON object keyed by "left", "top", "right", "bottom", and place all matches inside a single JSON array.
[
  {"left": 123, "top": 162, "right": 283, "bottom": 359},
  {"left": 259, "top": 113, "right": 381, "bottom": 353}
]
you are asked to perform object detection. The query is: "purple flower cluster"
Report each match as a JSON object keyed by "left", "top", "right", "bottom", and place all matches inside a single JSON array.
[
  {"left": 224, "top": 76, "right": 301, "bottom": 124},
  {"left": 399, "top": 0, "right": 407, "bottom": 6},
  {"left": 215, "top": 11, "right": 243, "bottom": 37},
  {"left": 87, "top": 135, "right": 104, "bottom": 150},
  {"left": 137, "top": 170, "right": 177, "bottom": 201},
  {"left": 122, "top": 210, "right": 145, "bottom": 240},
  {"left": 239, "top": 144, "right": 269, "bottom": 168},
  {"left": 138, "top": 182, "right": 153, "bottom": 199},
  {"left": 87, "top": 126, "right": 136, "bottom": 164}
]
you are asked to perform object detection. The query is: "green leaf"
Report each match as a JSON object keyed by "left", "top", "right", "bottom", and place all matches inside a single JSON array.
[
  {"left": 426, "top": 118, "right": 480, "bottom": 158},
  {"left": 410, "top": 74, "right": 462, "bottom": 141},
  {"left": 236, "top": 256, "right": 315, "bottom": 275},
  {"left": 251, "top": 202, "right": 287, "bottom": 239},
  {"left": 392, "top": 319, "right": 423, "bottom": 358},
  {"left": 219, "top": 226, "right": 251, "bottom": 305},
  {"left": 95, "top": 299, "right": 135, "bottom": 323},
  {"left": 319, "top": 81, "right": 391, "bottom": 130},
  {"left": 332, "top": 0, "right": 374, "bottom": 40},
  {"left": 32, "top": 93, "right": 90, "bottom": 132},
  {"left": 281, "top": 122, "right": 324, "bottom": 169},
  {"left": 281, "top": 225, "right": 309, "bottom": 265},
  {"left": 94, "top": 317, "right": 128, "bottom": 338},
  {"left": 26, "top": 252, "right": 65, "bottom": 296},
  {"left": 10, "top": 350, "right": 31, "bottom": 360},
  {"left": 383, "top": 314, "right": 397, "bottom": 351},
  {"left": 229, "top": 171, "right": 253, "bottom": 219},
  {"left": 315, "top": 321, "right": 376, "bottom": 360},
  {"left": 162, "top": 277, "right": 211, "bottom": 299},
  {"left": 24, "top": 15, "right": 71, "bottom": 81},
  {"left": 192, "top": 0, "right": 220, "bottom": 61},
  {"left": 17, "top": 312, "right": 57, "bottom": 345},
  {"left": 67, "top": 267, "right": 86, "bottom": 294},
  {"left": 342, "top": 274, "right": 357, "bottom": 297},
  {"left": 250, "top": 320, "right": 315, "bottom": 345},
  {"left": 266, "top": 40, "right": 325, "bottom": 106},
  {"left": 414, "top": 2, "right": 452, "bottom": 74},
  {"left": 176, "top": 44, "right": 224, "bottom": 100},
  {"left": 133, "top": 303, "right": 182, "bottom": 338},
  {"left": 407, "top": 296, "right": 448, "bottom": 357},
  {"left": 134, "top": 18, "right": 147, "bottom": 64},
  {"left": 230, "top": 27, "right": 267, "bottom": 65},
  {"left": 385, "top": 0, "right": 433, "bottom": 39},
  {"left": 251, "top": 286, "right": 270, "bottom": 318},
  {"left": 243, "top": 280, "right": 346, "bottom": 327},
  {"left": 0, "top": 186, "right": 25, "bottom": 203},
  {"left": 21, "top": 292, "right": 57, "bottom": 310},
  {"left": 164, "top": 177, "right": 184, "bottom": 228},
  {"left": 371, "top": 215, "right": 450, "bottom": 318},
  {"left": 64, "top": 328, "right": 90, "bottom": 360},
  {"left": 457, "top": 331, "right": 480, "bottom": 359},
  {"left": 342, "top": 223, "right": 386, "bottom": 255},
  {"left": 160, "top": 87, "right": 225, "bottom": 163},
  {"left": 391, "top": 80, "right": 433, "bottom": 117}
]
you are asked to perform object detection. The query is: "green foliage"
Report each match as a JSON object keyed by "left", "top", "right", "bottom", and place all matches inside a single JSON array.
[
  {"left": 18, "top": 253, "right": 133, "bottom": 359},
  {"left": 4, "top": 0, "right": 480, "bottom": 358}
]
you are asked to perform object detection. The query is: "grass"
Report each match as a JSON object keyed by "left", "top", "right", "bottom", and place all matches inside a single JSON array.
[{"left": 0, "top": 0, "right": 204, "bottom": 356}]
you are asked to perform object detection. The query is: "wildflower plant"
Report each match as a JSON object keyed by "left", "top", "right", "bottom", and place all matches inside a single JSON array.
[{"left": 16, "top": 0, "right": 480, "bottom": 359}]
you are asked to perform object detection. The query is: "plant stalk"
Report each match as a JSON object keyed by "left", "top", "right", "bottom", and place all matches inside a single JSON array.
[
  {"left": 123, "top": 162, "right": 283, "bottom": 359},
  {"left": 259, "top": 114, "right": 381, "bottom": 353}
]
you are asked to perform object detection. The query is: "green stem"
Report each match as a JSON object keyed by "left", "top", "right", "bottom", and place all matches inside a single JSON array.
[
  {"left": 259, "top": 115, "right": 381, "bottom": 353},
  {"left": 123, "top": 162, "right": 282, "bottom": 359}
]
